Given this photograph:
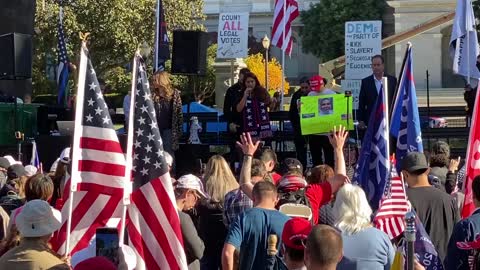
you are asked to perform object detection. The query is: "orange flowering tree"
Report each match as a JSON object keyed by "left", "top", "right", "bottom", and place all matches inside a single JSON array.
[{"left": 245, "top": 53, "right": 290, "bottom": 94}]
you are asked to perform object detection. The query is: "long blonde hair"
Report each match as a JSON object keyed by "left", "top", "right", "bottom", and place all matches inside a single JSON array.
[
  {"left": 152, "top": 71, "right": 174, "bottom": 100},
  {"left": 204, "top": 155, "right": 239, "bottom": 203}
]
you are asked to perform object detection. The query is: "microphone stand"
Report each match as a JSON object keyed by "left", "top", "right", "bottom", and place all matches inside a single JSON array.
[
  {"left": 405, "top": 211, "right": 416, "bottom": 270},
  {"left": 345, "top": 90, "right": 352, "bottom": 167}
]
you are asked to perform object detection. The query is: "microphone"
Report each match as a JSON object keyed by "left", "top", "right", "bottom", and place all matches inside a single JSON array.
[{"left": 267, "top": 234, "right": 278, "bottom": 256}]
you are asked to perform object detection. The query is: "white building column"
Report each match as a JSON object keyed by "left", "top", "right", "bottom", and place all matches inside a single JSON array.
[{"left": 386, "top": 0, "right": 456, "bottom": 89}]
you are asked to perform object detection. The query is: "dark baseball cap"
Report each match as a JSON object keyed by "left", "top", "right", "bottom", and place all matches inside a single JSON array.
[
  {"left": 7, "top": 164, "right": 27, "bottom": 179},
  {"left": 401, "top": 152, "right": 429, "bottom": 173},
  {"left": 280, "top": 158, "right": 303, "bottom": 175}
]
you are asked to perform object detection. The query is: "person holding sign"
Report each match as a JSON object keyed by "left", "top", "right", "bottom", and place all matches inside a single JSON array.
[
  {"left": 307, "top": 75, "right": 338, "bottom": 168},
  {"left": 289, "top": 77, "right": 311, "bottom": 169},
  {"left": 358, "top": 55, "right": 397, "bottom": 130},
  {"left": 235, "top": 72, "right": 272, "bottom": 141}
]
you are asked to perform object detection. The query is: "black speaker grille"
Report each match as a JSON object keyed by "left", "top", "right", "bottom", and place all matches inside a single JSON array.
[{"left": 171, "top": 31, "right": 208, "bottom": 76}]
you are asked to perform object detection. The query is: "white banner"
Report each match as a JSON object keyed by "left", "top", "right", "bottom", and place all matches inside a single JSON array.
[
  {"left": 217, "top": 13, "right": 249, "bottom": 59},
  {"left": 345, "top": 21, "right": 382, "bottom": 80},
  {"left": 341, "top": 79, "right": 361, "bottom": 110}
]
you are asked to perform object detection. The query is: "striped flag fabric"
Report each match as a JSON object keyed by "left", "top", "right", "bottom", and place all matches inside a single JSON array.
[
  {"left": 352, "top": 87, "right": 389, "bottom": 210},
  {"left": 374, "top": 162, "right": 410, "bottom": 239},
  {"left": 271, "top": 0, "right": 299, "bottom": 56},
  {"left": 390, "top": 44, "right": 423, "bottom": 173},
  {"left": 126, "top": 54, "right": 188, "bottom": 270},
  {"left": 54, "top": 43, "right": 126, "bottom": 255},
  {"left": 57, "top": 7, "right": 70, "bottom": 106}
]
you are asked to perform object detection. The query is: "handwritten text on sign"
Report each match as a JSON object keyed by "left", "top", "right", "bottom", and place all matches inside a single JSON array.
[
  {"left": 345, "top": 21, "right": 382, "bottom": 80},
  {"left": 217, "top": 13, "right": 249, "bottom": 59}
]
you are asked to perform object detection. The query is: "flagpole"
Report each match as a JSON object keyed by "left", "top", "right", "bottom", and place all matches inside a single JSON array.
[
  {"left": 280, "top": 0, "right": 286, "bottom": 110},
  {"left": 65, "top": 41, "right": 88, "bottom": 256},
  {"left": 154, "top": 0, "right": 160, "bottom": 72},
  {"left": 382, "top": 77, "right": 390, "bottom": 164},
  {"left": 391, "top": 43, "right": 411, "bottom": 117},
  {"left": 119, "top": 52, "right": 138, "bottom": 245}
]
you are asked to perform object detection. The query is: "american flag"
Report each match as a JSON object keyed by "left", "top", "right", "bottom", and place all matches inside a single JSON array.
[
  {"left": 271, "top": 0, "right": 299, "bottom": 56},
  {"left": 390, "top": 44, "right": 423, "bottom": 173},
  {"left": 353, "top": 87, "right": 389, "bottom": 210},
  {"left": 54, "top": 44, "right": 125, "bottom": 255},
  {"left": 126, "top": 54, "right": 188, "bottom": 270},
  {"left": 374, "top": 161, "right": 410, "bottom": 240},
  {"left": 57, "top": 7, "right": 70, "bottom": 106}
]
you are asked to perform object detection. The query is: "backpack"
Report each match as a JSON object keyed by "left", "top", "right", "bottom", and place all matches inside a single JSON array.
[
  {"left": 277, "top": 188, "right": 311, "bottom": 209},
  {"left": 428, "top": 174, "right": 442, "bottom": 190},
  {"left": 0, "top": 192, "right": 23, "bottom": 216}
]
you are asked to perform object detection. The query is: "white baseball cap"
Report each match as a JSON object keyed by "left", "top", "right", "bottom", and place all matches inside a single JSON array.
[{"left": 176, "top": 174, "right": 208, "bottom": 199}]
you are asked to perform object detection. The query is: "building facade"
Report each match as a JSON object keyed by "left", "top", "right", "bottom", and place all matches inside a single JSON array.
[{"left": 205, "top": 0, "right": 465, "bottom": 107}]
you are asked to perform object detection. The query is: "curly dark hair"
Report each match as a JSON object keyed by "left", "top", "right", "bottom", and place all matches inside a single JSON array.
[{"left": 429, "top": 153, "right": 449, "bottom": 167}]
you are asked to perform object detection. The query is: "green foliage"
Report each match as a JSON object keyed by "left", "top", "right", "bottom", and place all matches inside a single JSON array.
[
  {"left": 33, "top": 0, "right": 205, "bottom": 96},
  {"left": 300, "top": 0, "right": 385, "bottom": 60}
]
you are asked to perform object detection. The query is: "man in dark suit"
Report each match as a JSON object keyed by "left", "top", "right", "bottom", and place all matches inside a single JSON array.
[
  {"left": 445, "top": 175, "right": 480, "bottom": 269},
  {"left": 357, "top": 55, "right": 397, "bottom": 129}
]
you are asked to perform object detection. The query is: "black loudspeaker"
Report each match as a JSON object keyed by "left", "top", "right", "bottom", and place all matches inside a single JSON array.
[
  {"left": 171, "top": 31, "right": 208, "bottom": 76},
  {"left": 0, "top": 33, "right": 33, "bottom": 79},
  {"left": 0, "top": 0, "right": 36, "bottom": 35}
]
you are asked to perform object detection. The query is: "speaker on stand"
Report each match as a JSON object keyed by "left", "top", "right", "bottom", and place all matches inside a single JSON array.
[
  {"left": 0, "top": 33, "right": 33, "bottom": 79},
  {"left": 171, "top": 31, "right": 209, "bottom": 76}
]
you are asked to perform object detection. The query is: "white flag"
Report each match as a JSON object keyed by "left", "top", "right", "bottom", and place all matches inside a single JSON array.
[{"left": 450, "top": 0, "right": 480, "bottom": 79}]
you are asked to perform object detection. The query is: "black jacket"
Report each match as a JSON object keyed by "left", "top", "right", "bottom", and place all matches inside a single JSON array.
[
  {"left": 288, "top": 89, "right": 308, "bottom": 135},
  {"left": 358, "top": 74, "right": 397, "bottom": 124},
  {"left": 223, "top": 82, "right": 243, "bottom": 125}
]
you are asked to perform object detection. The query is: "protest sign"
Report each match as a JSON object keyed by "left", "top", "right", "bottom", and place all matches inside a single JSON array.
[
  {"left": 217, "top": 13, "right": 249, "bottom": 59},
  {"left": 345, "top": 21, "right": 382, "bottom": 79},
  {"left": 300, "top": 95, "right": 354, "bottom": 135},
  {"left": 341, "top": 80, "right": 361, "bottom": 110}
]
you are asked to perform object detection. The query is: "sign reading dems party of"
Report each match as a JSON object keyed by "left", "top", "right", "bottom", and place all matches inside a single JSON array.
[
  {"left": 345, "top": 21, "right": 382, "bottom": 80},
  {"left": 300, "top": 95, "right": 354, "bottom": 135},
  {"left": 217, "top": 13, "right": 249, "bottom": 59}
]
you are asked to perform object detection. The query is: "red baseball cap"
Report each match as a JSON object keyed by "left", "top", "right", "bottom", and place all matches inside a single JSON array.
[
  {"left": 74, "top": 256, "right": 117, "bottom": 270},
  {"left": 282, "top": 217, "right": 312, "bottom": 250},
  {"left": 309, "top": 75, "right": 324, "bottom": 92}
]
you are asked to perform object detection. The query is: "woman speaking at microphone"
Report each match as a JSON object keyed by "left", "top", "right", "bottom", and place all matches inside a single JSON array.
[{"left": 235, "top": 72, "right": 273, "bottom": 142}]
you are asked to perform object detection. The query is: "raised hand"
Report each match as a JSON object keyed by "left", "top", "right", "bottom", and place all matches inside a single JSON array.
[
  {"left": 328, "top": 125, "right": 349, "bottom": 150},
  {"left": 236, "top": 132, "right": 260, "bottom": 156}
]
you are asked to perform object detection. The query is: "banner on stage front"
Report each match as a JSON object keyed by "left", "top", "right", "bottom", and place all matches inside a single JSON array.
[
  {"left": 300, "top": 95, "right": 354, "bottom": 135},
  {"left": 217, "top": 13, "right": 249, "bottom": 59}
]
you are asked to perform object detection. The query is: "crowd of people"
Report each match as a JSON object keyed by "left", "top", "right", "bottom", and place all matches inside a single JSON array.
[
  {"left": 0, "top": 124, "right": 473, "bottom": 270},
  {"left": 0, "top": 56, "right": 477, "bottom": 270}
]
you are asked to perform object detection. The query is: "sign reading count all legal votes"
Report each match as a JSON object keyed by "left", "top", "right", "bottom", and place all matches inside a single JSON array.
[
  {"left": 345, "top": 21, "right": 382, "bottom": 80},
  {"left": 217, "top": 13, "right": 249, "bottom": 59}
]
